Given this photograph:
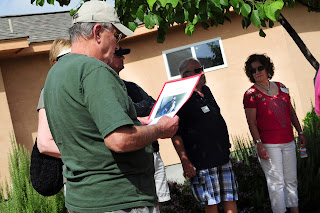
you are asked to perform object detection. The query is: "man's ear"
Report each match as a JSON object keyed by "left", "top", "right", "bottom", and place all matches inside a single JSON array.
[{"left": 92, "top": 24, "right": 103, "bottom": 43}]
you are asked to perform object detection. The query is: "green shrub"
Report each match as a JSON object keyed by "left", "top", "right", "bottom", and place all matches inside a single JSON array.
[
  {"left": 231, "top": 136, "right": 272, "bottom": 213},
  {"left": 161, "top": 181, "right": 204, "bottom": 213},
  {"left": 231, "top": 156, "right": 271, "bottom": 213},
  {"left": 0, "top": 136, "right": 67, "bottom": 213},
  {"left": 298, "top": 107, "right": 320, "bottom": 213}
]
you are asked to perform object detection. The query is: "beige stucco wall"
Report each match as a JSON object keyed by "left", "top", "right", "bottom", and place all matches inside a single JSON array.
[
  {"left": 0, "top": 54, "right": 50, "bottom": 151},
  {"left": 119, "top": 4, "right": 320, "bottom": 166},
  {"left": 0, "top": 66, "right": 15, "bottom": 183}
]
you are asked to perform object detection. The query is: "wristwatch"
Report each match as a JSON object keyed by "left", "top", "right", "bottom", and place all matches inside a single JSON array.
[
  {"left": 298, "top": 131, "right": 304, "bottom": 135},
  {"left": 254, "top": 139, "right": 262, "bottom": 145}
]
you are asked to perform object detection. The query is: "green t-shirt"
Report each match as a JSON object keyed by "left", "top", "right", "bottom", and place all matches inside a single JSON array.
[{"left": 44, "top": 54, "right": 156, "bottom": 213}]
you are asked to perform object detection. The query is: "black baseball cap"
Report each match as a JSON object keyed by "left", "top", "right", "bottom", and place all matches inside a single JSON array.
[{"left": 115, "top": 47, "right": 130, "bottom": 57}]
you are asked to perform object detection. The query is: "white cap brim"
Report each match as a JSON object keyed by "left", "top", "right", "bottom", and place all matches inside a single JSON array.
[{"left": 113, "top": 23, "right": 134, "bottom": 37}]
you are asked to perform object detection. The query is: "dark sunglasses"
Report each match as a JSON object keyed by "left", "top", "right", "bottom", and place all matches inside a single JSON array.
[
  {"left": 184, "top": 66, "right": 204, "bottom": 75},
  {"left": 251, "top": 65, "right": 265, "bottom": 74}
]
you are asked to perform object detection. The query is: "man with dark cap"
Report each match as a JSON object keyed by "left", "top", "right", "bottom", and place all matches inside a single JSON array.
[
  {"left": 109, "top": 47, "right": 172, "bottom": 208},
  {"left": 43, "top": 1, "right": 179, "bottom": 212}
]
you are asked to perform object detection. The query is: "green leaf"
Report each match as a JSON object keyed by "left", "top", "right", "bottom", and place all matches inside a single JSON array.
[
  {"left": 220, "top": 0, "right": 228, "bottom": 6},
  {"left": 183, "top": 2, "right": 191, "bottom": 9},
  {"left": 250, "top": 10, "right": 261, "bottom": 27},
  {"left": 157, "top": 28, "right": 166, "bottom": 43},
  {"left": 47, "top": 0, "right": 54, "bottom": 4},
  {"left": 233, "top": 6, "right": 241, "bottom": 14},
  {"left": 152, "top": 14, "right": 163, "bottom": 26},
  {"left": 199, "top": 0, "right": 207, "bottom": 13},
  {"left": 137, "top": 6, "right": 145, "bottom": 22},
  {"left": 269, "top": 20, "right": 274, "bottom": 28},
  {"left": 230, "top": 0, "right": 239, "bottom": 8},
  {"left": 208, "top": 0, "right": 221, "bottom": 9},
  {"left": 168, "top": 0, "right": 179, "bottom": 8},
  {"left": 192, "top": 16, "right": 199, "bottom": 25},
  {"left": 199, "top": 12, "right": 208, "bottom": 22},
  {"left": 147, "top": 0, "right": 157, "bottom": 10},
  {"left": 175, "top": 9, "right": 185, "bottom": 24},
  {"left": 201, "top": 22, "right": 210, "bottom": 30},
  {"left": 272, "top": 0, "right": 284, "bottom": 10},
  {"left": 128, "top": 22, "right": 137, "bottom": 32},
  {"left": 184, "top": 9, "right": 189, "bottom": 21},
  {"left": 70, "top": 9, "right": 76, "bottom": 16},
  {"left": 258, "top": 5, "right": 266, "bottom": 20},
  {"left": 185, "top": 23, "right": 195, "bottom": 36},
  {"left": 241, "top": 17, "right": 251, "bottom": 29},
  {"left": 241, "top": 3, "right": 251, "bottom": 18},
  {"left": 36, "top": 0, "right": 44, "bottom": 6},
  {"left": 224, "top": 16, "right": 231, "bottom": 22},
  {"left": 144, "top": 14, "right": 155, "bottom": 29},
  {"left": 259, "top": 28, "right": 266, "bottom": 37},
  {"left": 264, "top": 0, "right": 284, "bottom": 21},
  {"left": 159, "top": 0, "right": 167, "bottom": 7}
]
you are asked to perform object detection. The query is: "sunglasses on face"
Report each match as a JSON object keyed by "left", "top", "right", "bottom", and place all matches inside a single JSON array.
[
  {"left": 184, "top": 66, "right": 204, "bottom": 76},
  {"left": 251, "top": 65, "right": 265, "bottom": 74}
]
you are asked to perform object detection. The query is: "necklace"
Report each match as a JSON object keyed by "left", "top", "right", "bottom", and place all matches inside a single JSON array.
[{"left": 256, "top": 81, "right": 272, "bottom": 95}]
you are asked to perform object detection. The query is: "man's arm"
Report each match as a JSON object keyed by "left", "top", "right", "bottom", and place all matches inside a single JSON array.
[
  {"left": 37, "top": 108, "right": 61, "bottom": 158},
  {"left": 104, "top": 115, "right": 179, "bottom": 152},
  {"left": 171, "top": 135, "right": 196, "bottom": 178}
]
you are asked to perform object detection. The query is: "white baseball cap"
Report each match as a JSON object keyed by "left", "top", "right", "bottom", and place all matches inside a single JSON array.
[{"left": 72, "top": 1, "right": 133, "bottom": 37}]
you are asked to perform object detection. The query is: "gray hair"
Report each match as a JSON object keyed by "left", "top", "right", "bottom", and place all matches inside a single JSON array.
[
  {"left": 178, "top": 57, "right": 200, "bottom": 76},
  {"left": 68, "top": 22, "right": 113, "bottom": 43}
]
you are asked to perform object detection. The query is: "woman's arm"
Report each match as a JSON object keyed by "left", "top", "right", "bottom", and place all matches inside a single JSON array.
[
  {"left": 289, "top": 103, "right": 307, "bottom": 148},
  {"left": 245, "top": 108, "right": 269, "bottom": 160},
  {"left": 37, "top": 108, "right": 61, "bottom": 158}
]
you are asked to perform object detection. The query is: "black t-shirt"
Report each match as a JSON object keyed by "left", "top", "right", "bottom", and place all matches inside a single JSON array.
[
  {"left": 124, "top": 80, "right": 159, "bottom": 152},
  {"left": 176, "top": 85, "right": 231, "bottom": 169}
]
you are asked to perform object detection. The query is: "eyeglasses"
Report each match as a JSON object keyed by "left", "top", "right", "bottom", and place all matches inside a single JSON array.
[
  {"left": 114, "top": 32, "right": 124, "bottom": 43},
  {"left": 103, "top": 27, "right": 124, "bottom": 43},
  {"left": 251, "top": 65, "right": 265, "bottom": 74},
  {"left": 184, "top": 66, "right": 204, "bottom": 76}
]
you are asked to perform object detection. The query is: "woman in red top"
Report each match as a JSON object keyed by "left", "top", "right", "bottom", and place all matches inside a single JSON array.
[{"left": 243, "top": 54, "right": 306, "bottom": 213}]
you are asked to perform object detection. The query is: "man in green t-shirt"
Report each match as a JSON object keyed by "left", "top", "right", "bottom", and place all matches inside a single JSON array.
[{"left": 43, "top": 2, "right": 179, "bottom": 213}]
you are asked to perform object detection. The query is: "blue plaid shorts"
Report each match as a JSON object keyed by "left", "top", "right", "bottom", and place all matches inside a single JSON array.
[{"left": 189, "top": 161, "right": 238, "bottom": 205}]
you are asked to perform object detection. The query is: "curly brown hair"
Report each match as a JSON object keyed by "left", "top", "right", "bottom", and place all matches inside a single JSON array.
[{"left": 244, "top": 54, "right": 275, "bottom": 83}]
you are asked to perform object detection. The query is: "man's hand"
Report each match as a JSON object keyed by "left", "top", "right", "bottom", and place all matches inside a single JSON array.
[
  {"left": 181, "top": 158, "right": 196, "bottom": 178},
  {"left": 156, "top": 115, "right": 179, "bottom": 139},
  {"left": 137, "top": 116, "right": 151, "bottom": 126}
]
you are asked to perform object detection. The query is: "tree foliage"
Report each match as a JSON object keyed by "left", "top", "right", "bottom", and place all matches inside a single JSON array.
[
  {"left": 31, "top": 0, "right": 319, "bottom": 72},
  {"left": 31, "top": 0, "right": 318, "bottom": 43}
]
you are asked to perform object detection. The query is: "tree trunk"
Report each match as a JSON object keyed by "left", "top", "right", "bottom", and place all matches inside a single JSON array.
[{"left": 278, "top": 13, "right": 320, "bottom": 81}]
